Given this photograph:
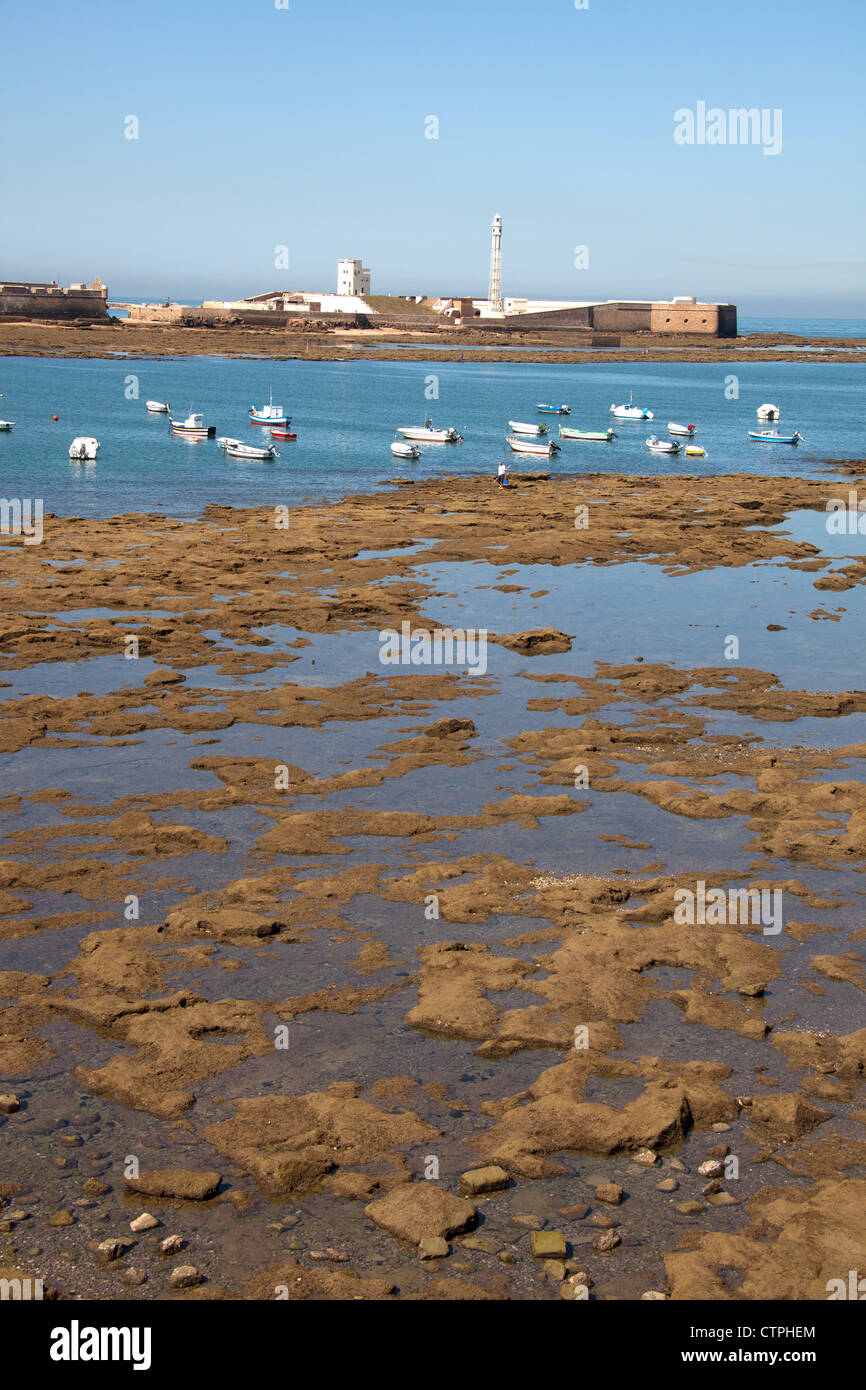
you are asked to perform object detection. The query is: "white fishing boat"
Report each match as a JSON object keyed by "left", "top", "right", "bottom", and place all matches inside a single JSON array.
[
  {"left": 391, "top": 440, "right": 421, "bottom": 460},
  {"left": 170, "top": 412, "right": 216, "bottom": 440},
  {"left": 69, "top": 437, "right": 100, "bottom": 460},
  {"left": 645, "top": 435, "right": 681, "bottom": 454},
  {"left": 506, "top": 435, "right": 561, "bottom": 456},
  {"left": 146, "top": 400, "right": 170, "bottom": 414},
  {"left": 611, "top": 401, "right": 654, "bottom": 420},
  {"left": 668, "top": 421, "right": 696, "bottom": 436},
  {"left": 0, "top": 420, "right": 14, "bottom": 431},
  {"left": 748, "top": 430, "right": 803, "bottom": 444},
  {"left": 249, "top": 393, "right": 290, "bottom": 426},
  {"left": 508, "top": 420, "right": 548, "bottom": 436},
  {"left": 396, "top": 418, "right": 462, "bottom": 443},
  {"left": 224, "top": 441, "right": 279, "bottom": 460},
  {"left": 560, "top": 426, "right": 616, "bottom": 442},
  {"left": 757, "top": 403, "right": 780, "bottom": 421}
]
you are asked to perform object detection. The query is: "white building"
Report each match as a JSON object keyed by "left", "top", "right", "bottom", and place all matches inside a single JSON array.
[{"left": 337, "top": 259, "right": 371, "bottom": 297}]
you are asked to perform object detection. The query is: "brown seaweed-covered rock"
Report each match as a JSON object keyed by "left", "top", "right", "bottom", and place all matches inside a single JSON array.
[
  {"left": 125, "top": 1169, "right": 222, "bottom": 1201},
  {"left": 493, "top": 628, "right": 574, "bottom": 655},
  {"left": 748, "top": 1094, "right": 832, "bottom": 1143},
  {"left": 365, "top": 1183, "right": 477, "bottom": 1245}
]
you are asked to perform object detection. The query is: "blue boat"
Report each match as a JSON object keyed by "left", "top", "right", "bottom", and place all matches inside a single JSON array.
[
  {"left": 537, "top": 402, "right": 571, "bottom": 415},
  {"left": 748, "top": 430, "right": 804, "bottom": 444}
]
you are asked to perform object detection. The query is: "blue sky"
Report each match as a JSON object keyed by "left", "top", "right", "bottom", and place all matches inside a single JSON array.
[{"left": 1, "top": 0, "right": 863, "bottom": 313}]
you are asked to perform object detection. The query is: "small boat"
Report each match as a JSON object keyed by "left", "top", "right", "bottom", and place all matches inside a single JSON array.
[
  {"left": 560, "top": 426, "right": 616, "bottom": 442},
  {"left": 684, "top": 445, "right": 708, "bottom": 457},
  {"left": 69, "top": 437, "right": 99, "bottom": 460},
  {"left": 537, "top": 403, "right": 571, "bottom": 415},
  {"left": 224, "top": 441, "right": 279, "bottom": 460},
  {"left": 146, "top": 400, "right": 170, "bottom": 414},
  {"left": 757, "top": 403, "right": 780, "bottom": 421},
  {"left": 171, "top": 412, "right": 216, "bottom": 440},
  {"left": 509, "top": 420, "right": 548, "bottom": 436},
  {"left": 216, "top": 437, "right": 243, "bottom": 450},
  {"left": 611, "top": 402, "right": 653, "bottom": 420},
  {"left": 391, "top": 440, "right": 421, "bottom": 460},
  {"left": 668, "top": 422, "right": 696, "bottom": 436},
  {"left": 748, "top": 430, "right": 804, "bottom": 444},
  {"left": 270, "top": 428, "right": 297, "bottom": 441},
  {"left": 396, "top": 419, "right": 462, "bottom": 443},
  {"left": 506, "top": 435, "right": 561, "bottom": 456},
  {"left": 646, "top": 435, "right": 681, "bottom": 453},
  {"left": 249, "top": 393, "right": 289, "bottom": 426},
  {"left": 0, "top": 420, "right": 14, "bottom": 431}
]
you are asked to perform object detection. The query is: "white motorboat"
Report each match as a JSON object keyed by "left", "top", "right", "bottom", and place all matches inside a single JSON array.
[
  {"left": 223, "top": 441, "right": 279, "bottom": 460},
  {"left": 611, "top": 402, "right": 654, "bottom": 420},
  {"left": 0, "top": 420, "right": 14, "bottom": 431},
  {"left": 506, "top": 435, "right": 561, "bottom": 456},
  {"left": 146, "top": 400, "right": 170, "bottom": 413},
  {"left": 668, "top": 421, "right": 696, "bottom": 436},
  {"left": 170, "top": 412, "right": 216, "bottom": 439},
  {"left": 216, "top": 437, "right": 243, "bottom": 450},
  {"left": 560, "top": 426, "right": 617, "bottom": 442},
  {"left": 757, "top": 403, "right": 780, "bottom": 421},
  {"left": 396, "top": 418, "right": 462, "bottom": 443},
  {"left": 748, "top": 430, "right": 803, "bottom": 444},
  {"left": 391, "top": 440, "right": 421, "bottom": 460},
  {"left": 646, "top": 435, "right": 681, "bottom": 453},
  {"left": 508, "top": 420, "right": 548, "bottom": 436},
  {"left": 69, "top": 437, "right": 100, "bottom": 460}
]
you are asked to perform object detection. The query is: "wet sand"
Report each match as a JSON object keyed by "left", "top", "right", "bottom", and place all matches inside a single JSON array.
[{"left": 1, "top": 466, "right": 865, "bottom": 1301}]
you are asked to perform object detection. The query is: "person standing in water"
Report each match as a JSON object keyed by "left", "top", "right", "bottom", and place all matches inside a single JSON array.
[{"left": 497, "top": 460, "right": 508, "bottom": 488}]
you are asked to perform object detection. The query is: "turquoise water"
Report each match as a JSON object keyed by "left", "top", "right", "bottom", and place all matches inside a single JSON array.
[{"left": 0, "top": 356, "right": 862, "bottom": 520}]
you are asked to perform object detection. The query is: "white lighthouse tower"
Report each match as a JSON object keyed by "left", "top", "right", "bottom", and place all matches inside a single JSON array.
[{"left": 487, "top": 214, "right": 504, "bottom": 316}]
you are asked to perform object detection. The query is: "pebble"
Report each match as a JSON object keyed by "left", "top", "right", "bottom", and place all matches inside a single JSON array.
[
  {"left": 124, "top": 1267, "right": 147, "bottom": 1286},
  {"left": 706, "top": 1144, "right": 729, "bottom": 1159},
  {"left": 543, "top": 1259, "right": 567, "bottom": 1281},
  {"left": 419, "top": 1237, "right": 450, "bottom": 1260},
  {"left": 668, "top": 1159, "right": 688, "bottom": 1173},
  {"left": 159, "top": 1234, "right": 184, "bottom": 1255},
  {"left": 5, "top": 1210, "right": 29, "bottom": 1222},
  {"left": 632, "top": 1149, "right": 658, "bottom": 1167},
  {"left": 83, "top": 1179, "right": 110, "bottom": 1196},
  {"left": 676, "top": 1201, "right": 705, "bottom": 1216},
  {"left": 593, "top": 1230, "right": 621, "bottom": 1253},
  {"left": 48, "top": 1210, "right": 74, "bottom": 1227},
  {"left": 129, "top": 1212, "right": 160, "bottom": 1233},
  {"left": 642, "top": 1290, "right": 668, "bottom": 1300},
  {"left": 698, "top": 1159, "right": 725, "bottom": 1178},
  {"left": 557, "top": 1203, "right": 590, "bottom": 1220},
  {"left": 59, "top": 1134, "right": 82, "bottom": 1147},
  {"left": 706, "top": 1191, "right": 738, "bottom": 1207},
  {"left": 96, "top": 1239, "right": 124, "bottom": 1262},
  {"left": 588, "top": 1213, "right": 617, "bottom": 1229},
  {"left": 510, "top": 1213, "right": 544, "bottom": 1229},
  {"left": 711, "top": 1122, "right": 732, "bottom": 1131},
  {"left": 702, "top": 1181, "right": 722, "bottom": 1197},
  {"left": 657, "top": 1178, "right": 678, "bottom": 1192},
  {"left": 169, "top": 1265, "right": 202, "bottom": 1289},
  {"left": 594, "top": 1183, "right": 624, "bottom": 1206},
  {"left": 498, "top": 1251, "right": 516, "bottom": 1265},
  {"left": 0, "top": 1094, "right": 20, "bottom": 1115}
]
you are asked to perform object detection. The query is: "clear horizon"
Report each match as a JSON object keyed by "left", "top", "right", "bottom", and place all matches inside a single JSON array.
[{"left": 1, "top": 0, "right": 863, "bottom": 316}]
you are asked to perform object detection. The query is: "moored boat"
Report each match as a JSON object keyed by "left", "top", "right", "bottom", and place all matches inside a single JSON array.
[
  {"left": 668, "top": 421, "right": 696, "bottom": 436},
  {"left": 391, "top": 440, "right": 421, "bottom": 460},
  {"left": 684, "top": 445, "right": 707, "bottom": 457},
  {"left": 270, "top": 428, "right": 297, "bottom": 441},
  {"left": 216, "top": 437, "right": 243, "bottom": 450},
  {"left": 396, "top": 419, "right": 462, "bottom": 443},
  {"left": 506, "top": 435, "right": 561, "bottom": 456},
  {"left": 224, "top": 441, "right": 279, "bottom": 460},
  {"left": 249, "top": 393, "right": 290, "bottom": 426},
  {"left": 757, "top": 403, "right": 780, "bottom": 421},
  {"left": 537, "top": 403, "right": 570, "bottom": 415},
  {"left": 69, "top": 436, "right": 99, "bottom": 460},
  {"left": 171, "top": 412, "right": 216, "bottom": 440},
  {"left": 748, "top": 430, "right": 803, "bottom": 444},
  {"left": 646, "top": 435, "right": 681, "bottom": 453},
  {"left": 509, "top": 420, "right": 548, "bottom": 436},
  {"left": 560, "top": 426, "right": 616, "bottom": 442},
  {"left": 146, "top": 400, "right": 170, "bottom": 414},
  {"left": 0, "top": 420, "right": 14, "bottom": 431},
  {"left": 611, "top": 402, "right": 654, "bottom": 420}
]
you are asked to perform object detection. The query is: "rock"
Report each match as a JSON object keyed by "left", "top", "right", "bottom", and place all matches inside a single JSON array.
[
  {"left": 698, "top": 1159, "right": 725, "bottom": 1178},
  {"left": 706, "top": 1190, "right": 739, "bottom": 1207},
  {"left": 749, "top": 1095, "right": 831, "bottom": 1143},
  {"left": 129, "top": 1212, "right": 160, "bottom": 1233},
  {"left": 558, "top": 1203, "right": 590, "bottom": 1220},
  {"left": 632, "top": 1148, "right": 659, "bottom": 1167},
  {"left": 159, "top": 1234, "right": 184, "bottom": 1255},
  {"left": 642, "top": 1290, "right": 668, "bottom": 1300},
  {"left": 511, "top": 1213, "right": 544, "bottom": 1229},
  {"left": 706, "top": 1144, "right": 729, "bottom": 1159},
  {"left": 594, "top": 1183, "right": 624, "bottom": 1206},
  {"left": 365, "top": 1184, "right": 477, "bottom": 1245},
  {"left": 668, "top": 1159, "right": 688, "bottom": 1173},
  {"left": 544, "top": 1259, "right": 567, "bottom": 1281},
  {"left": 96, "top": 1239, "right": 124, "bottom": 1262},
  {"left": 125, "top": 1168, "right": 221, "bottom": 1202},
  {"left": 593, "top": 1230, "right": 621, "bottom": 1253},
  {"left": 419, "top": 1237, "right": 450, "bottom": 1260},
  {"left": 423, "top": 718, "right": 476, "bottom": 738},
  {"left": 459, "top": 1165, "right": 509, "bottom": 1196},
  {"left": 49, "top": 1210, "right": 74, "bottom": 1227},
  {"left": 676, "top": 1201, "right": 705, "bottom": 1215},
  {"left": 530, "top": 1230, "right": 567, "bottom": 1260},
  {"left": 0, "top": 1094, "right": 20, "bottom": 1115},
  {"left": 703, "top": 1181, "right": 722, "bottom": 1196},
  {"left": 124, "top": 1267, "right": 147, "bottom": 1286},
  {"left": 144, "top": 668, "right": 184, "bottom": 687},
  {"left": 169, "top": 1264, "right": 202, "bottom": 1289},
  {"left": 498, "top": 1251, "right": 516, "bottom": 1265},
  {"left": 657, "top": 1178, "right": 679, "bottom": 1192},
  {"left": 83, "top": 1178, "right": 110, "bottom": 1196},
  {"left": 711, "top": 1122, "right": 732, "bottom": 1131},
  {"left": 494, "top": 628, "right": 574, "bottom": 656},
  {"left": 459, "top": 1236, "right": 496, "bottom": 1253}
]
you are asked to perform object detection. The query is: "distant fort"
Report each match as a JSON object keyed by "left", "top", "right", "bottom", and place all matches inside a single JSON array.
[{"left": 0, "top": 278, "right": 108, "bottom": 321}]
